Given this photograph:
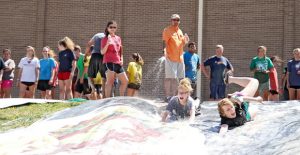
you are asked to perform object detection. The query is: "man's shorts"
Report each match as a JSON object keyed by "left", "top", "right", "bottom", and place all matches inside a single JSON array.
[
  {"left": 75, "top": 79, "right": 92, "bottom": 95},
  {"left": 210, "top": 82, "right": 226, "bottom": 99},
  {"left": 37, "top": 80, "right": 53, "bottom": 91},
  {"left": 88, "top": 53, "right": 106, "bottom": 79},
  {"left": 105, "top": 63, "right": 125, "bottom": 74},
  {"left": 258, "top": 81, "right": 269, "bottom": 96},
  {"left": 1, "top": 80, "right": 13, "bottom": 89},
  {"left": 165, "top": 58, "right": 185, "bottom": 79}
]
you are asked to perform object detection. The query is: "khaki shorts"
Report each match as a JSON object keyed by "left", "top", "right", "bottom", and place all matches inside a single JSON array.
[{"left": 165, "top": 58, "right": 185, "bottom": 79}]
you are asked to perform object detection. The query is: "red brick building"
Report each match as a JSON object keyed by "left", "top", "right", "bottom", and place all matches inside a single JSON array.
[{"left": 0, "top": 0, "right": 298, "bottom": 100}]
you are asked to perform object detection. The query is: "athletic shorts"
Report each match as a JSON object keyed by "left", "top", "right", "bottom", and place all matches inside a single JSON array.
[
  {"left": 58, "top": 72, "right": 71, "bottom": 80},
  {"left": 37, "top": 80, "right": 53, "bottom": 91},
  {"left": 1, "top": 80, "right": 13, "bottom": 89},
  {"left": 75, "top": 79, "right": 92, "bottom": 95},
  {"left": 210, "top": 82, "right": 226, "bottom": 99},
  {"left": 95, "top": 84, "right": 102, "bottom": 94},
  {"left": 21, "top": 82, "right": 35, "bottom": 87},
  {"left": 289, "top": 86, "right": 300, "bottom": 89},
  {"left": 88, "top": 53, "right": 106, "bottom": 79},
  {"left": 258, "top": 81, "right": 269, "bottom": 96},
  {"left": 128, "top": 83, "right": 141, "bottom": 90},
  {"left": 269, "top": 90, "right": 279, "bottom": 95},
  {"left": 105, "top": 63, "right": 125, "bottom": 74},
  {"left": 165, "top": 58, "right": 185, "bottom": 79}
]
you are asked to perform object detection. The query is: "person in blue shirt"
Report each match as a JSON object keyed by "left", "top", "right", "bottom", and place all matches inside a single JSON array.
[
  {"left": 38, "top": 46, "right": 56, "bottom": 99},
  {"left": 201, "top": 45, "right": 234, "bottom": 100},
  {"left": 287, "top": 48, "right": 300, "bottom": 100},
  {"left": 183, "top": 42, "right": 200, "bottom": 98}
]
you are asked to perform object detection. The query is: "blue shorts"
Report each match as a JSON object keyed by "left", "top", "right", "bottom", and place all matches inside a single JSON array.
[{"left": 210, "top": 83, "right": 226, "bottom": 99}]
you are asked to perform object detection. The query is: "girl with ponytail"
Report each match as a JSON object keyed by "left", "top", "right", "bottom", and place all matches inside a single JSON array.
[{"left": 127, "top": 53, "right": 144, "bottom": 96}]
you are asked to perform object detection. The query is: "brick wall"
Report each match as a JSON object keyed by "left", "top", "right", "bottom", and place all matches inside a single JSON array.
[
  {"left": 0, "top": 0, "right": 197, "bottom": 99},
  {"left": 0, "top": 0, "right": 299, "bottom": 100}
]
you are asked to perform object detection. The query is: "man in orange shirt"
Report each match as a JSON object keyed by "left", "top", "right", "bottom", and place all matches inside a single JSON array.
[{"left": 162, "top": 14, "right": 189, "bottom": 101}]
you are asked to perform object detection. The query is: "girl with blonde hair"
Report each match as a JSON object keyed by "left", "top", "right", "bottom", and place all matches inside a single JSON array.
[
  {"left": 17, "top": 46, "right": 40, "bottom": 98},
  {"left": 218, "top": 74, "right": 263, "bottom": 135},
  {"left": 57, "top": 37, "right": 76, "bottom": 100},
  {"left": 161, "top": 78, "right": 200, "bottom": 123}
]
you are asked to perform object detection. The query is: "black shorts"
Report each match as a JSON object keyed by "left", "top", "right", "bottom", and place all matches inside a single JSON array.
[
  {"left": 88, "top": 53, "right": 106, "bottom": 79},
  {"left": 105, "top": 63, "right": 125, "bottom": 74},
  {"left": 269, "top": 90, "right": 279, "bottom": 95},
  {"left": 21, "top": 82, "right": 35, "bottom": 87},
  {"left": 289, "top": 86, "right": 300, "bottom": 89},
  {"left": 95, "top": 84, "right": 102, "bottom": 94},
  {"left": 75, "top": 79, "right": 92, "bottom": 95},
  {"left": 128, "top": 83, "right": 141, "bottom": 90},
  {"left": 37, "top": 80, "right": 53, "bottom": 91}
]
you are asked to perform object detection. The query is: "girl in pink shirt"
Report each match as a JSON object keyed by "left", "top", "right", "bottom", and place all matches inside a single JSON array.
[{"left": 101, "top": 21, "right": 128, "bottom": 97}]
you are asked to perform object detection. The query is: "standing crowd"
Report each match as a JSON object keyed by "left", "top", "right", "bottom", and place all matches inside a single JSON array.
[{"left": 0, "top": 21, "right": 144, "bottom": 100}]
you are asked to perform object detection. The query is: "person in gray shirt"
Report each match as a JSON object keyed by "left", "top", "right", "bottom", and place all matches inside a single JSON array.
[{"left": 0, "top": 49, "right": 15, "bottom": 98}]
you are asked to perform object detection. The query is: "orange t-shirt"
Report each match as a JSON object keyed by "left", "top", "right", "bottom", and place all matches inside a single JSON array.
[{"left": 162, "top": 26, "right": 186, "bottom": 63}]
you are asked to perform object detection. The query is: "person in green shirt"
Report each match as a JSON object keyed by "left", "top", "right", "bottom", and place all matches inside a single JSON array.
[
  {"left": 74, "top": 45, "right": 92, "bottom": 99},
  {"left": 249, "top": 46, "right": 274, "bottom": 101}
]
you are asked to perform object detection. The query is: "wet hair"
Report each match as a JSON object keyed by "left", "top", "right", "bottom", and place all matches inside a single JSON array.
[
  {"left": 188, "top": 42, "right": 196, "bottom": 48},
  {"left": 178, "top": 78, "right": 193, "bottom": 92},
  {"left": 257, "top": 46, "right": 267, "bottom": 57},
  {"left": 105, "top": 21, "right": 117, "bottom": 37},
  {"left": 58, "top": 36, "right": 75, "bottom": 51},
  {"left": 132, "top": 53, "right": 144, "bottom": 66},
  {"left": 26, "top": 46, "right": 36, "bottom": 58},
  {"left": 218, "top": 98, "right": 234, "bottom": 117},
  {"left": 74, "top": 45, "right": 81, "bottom": 52},
  {"left": 3, "top": 49, "right": 11, "bottom": 54}
]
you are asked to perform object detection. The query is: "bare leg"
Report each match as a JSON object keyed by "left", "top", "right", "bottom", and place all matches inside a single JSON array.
[
  {"left": 105, "top": 71, "right": 116, "bottom": 98},
  {"left": 19, "top": 83, "right": 27, "bottom": 98},
  {"left": 59, "top": 80, "right": 66, "bottom": 100},
  {"left": 228, "top": 76, "right": 259, "bottom": 97},
  {"left": 297, "top": 89, "right": 300, "bottom": 100},
  {"left": 288, "top": 88, "right": 296, "bottom": 100},
  {"left": 41, "top": 91, "right": 46, "bottom": 99},
  {"left": 164, "top": 78, "right": 171, "bottom": 97},
  {"left": 170, "top": 78, "right": 179, "bottom": 96},
  {"left": 117, "top": 72, "right": 128, "bottom": 96},
  {"left": 65, "top": 79, "right": 73, "bottom": 99},
  {"left": 28, "top": 85, "right": 36, "bottom": 98},
  {"left": 45, "top": 90, "right": 52, "bottom": 99},
  {"left": 102, "top": 78, "right": 106, "bottom": 98},
  {"left": 127, "top": 88, "right": 135, "bottom": 97}
]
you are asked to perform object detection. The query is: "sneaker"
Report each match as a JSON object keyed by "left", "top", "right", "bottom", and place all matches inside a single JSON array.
[{"left": 224, "top": 70, "right": 233, "bottom": 84}]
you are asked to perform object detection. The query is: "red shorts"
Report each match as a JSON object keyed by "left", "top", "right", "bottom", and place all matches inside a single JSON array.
[
  {"left": 58, "top": 72, "right": 71, "bottom": 81},
  {"left": 1, "top": 80, "right": 13, "bottom": 89}
]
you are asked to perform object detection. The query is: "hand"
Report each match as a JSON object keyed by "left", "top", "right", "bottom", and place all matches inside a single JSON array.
[
  {"left": 263, "top": 70, "right": 270, "bottom": 74},
  {"left": 120, "top": 61, "right": 123, "bottom": 66},
  {"left": 107, "top": 35, "right": 113, "bottom": 45},
  {"left": 184, "top": 33, "right": 189, "bottom": 43},
  {"left": 48, "top": 80, "right": 53, "bottom": 85},
  {"left": 297, "top": 70, "right": 300, "bottom": 75}
]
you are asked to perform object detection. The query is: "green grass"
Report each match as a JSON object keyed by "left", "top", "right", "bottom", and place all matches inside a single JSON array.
[{"left": 0, "top": 102, "right": 82, "bottom": 132}]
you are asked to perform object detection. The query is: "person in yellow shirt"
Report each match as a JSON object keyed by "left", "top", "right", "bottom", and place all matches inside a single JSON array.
[
  {"left": 162, "top": 14, "right": 189, "bottom": 102},
  {"left": 127, "top": 53, "right": 144, "bottom": 96},
  {"left": 93, "top": 72, "right": 103, "bottom": 99}
]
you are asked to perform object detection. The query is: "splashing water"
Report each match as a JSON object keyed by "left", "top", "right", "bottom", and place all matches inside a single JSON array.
[{"left": 140, "top": 56, "right": 165, "bottom": 99}]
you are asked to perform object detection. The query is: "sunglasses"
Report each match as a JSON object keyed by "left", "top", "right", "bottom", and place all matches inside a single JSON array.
[
  {"left": 109, "top": 26, "right": 117, "bottom": 29},
  {"left": 172, "top": 19, "right": 180, "bottom": 21}
]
